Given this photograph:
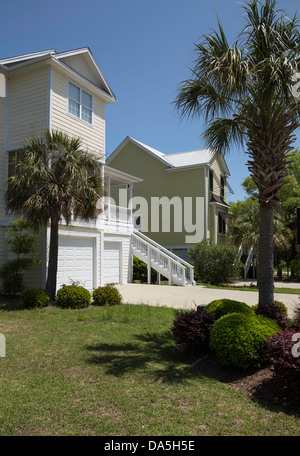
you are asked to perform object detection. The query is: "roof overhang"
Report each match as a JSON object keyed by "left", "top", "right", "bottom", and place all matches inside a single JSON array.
[
  {"left": 107, "top": 136, "right": 171, "bottom": 166},
  {"left": 0, "top": 48, "right": 116, "bottom": 104},
  {"left": 104, "top": 165, "right": 143, "bottom": 186}
]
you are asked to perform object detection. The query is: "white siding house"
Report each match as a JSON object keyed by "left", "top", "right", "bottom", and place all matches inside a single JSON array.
[{"left": 0, "top": 48, "right": 143, "bottom": 292}]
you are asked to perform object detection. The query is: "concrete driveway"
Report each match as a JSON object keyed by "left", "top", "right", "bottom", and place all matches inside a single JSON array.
[{"left": 116, "top": 283, "right": 299, "bottom": 318}]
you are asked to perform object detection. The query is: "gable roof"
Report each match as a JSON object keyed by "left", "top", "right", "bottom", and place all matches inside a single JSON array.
[
  {"left": 107, "top": 136, "right": 230, "bottom": 176},
  {"left": 0, "top": 47, "right": 116, "bottom": 102}
]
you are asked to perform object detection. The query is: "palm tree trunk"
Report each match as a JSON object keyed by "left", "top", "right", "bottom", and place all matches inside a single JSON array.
[
  {"left": 257, "top": 201, "right": 274, "bottom": 309},
  {"left": 45, "top": 214, "right": 59, "bottom": 300}
]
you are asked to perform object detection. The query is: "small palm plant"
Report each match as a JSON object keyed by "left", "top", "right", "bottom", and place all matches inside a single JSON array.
[
  {"left": 175, "top": 0, "right": 300, "bottom": 311},
  {"left": 6, "top": 129, "right": 104, "bottom": 299}
]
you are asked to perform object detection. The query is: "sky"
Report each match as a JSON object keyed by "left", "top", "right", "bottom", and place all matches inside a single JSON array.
[{"left": 1, "top": 0, "right": 300, "bottom": 202}]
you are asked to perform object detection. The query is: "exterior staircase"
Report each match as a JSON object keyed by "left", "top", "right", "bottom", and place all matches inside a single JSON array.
[
  {"left": 131, "top": 229, "right": 195, "bottom": 286},
  {"left": 236, "top": 244, "right": 256, "bottom": 279}
]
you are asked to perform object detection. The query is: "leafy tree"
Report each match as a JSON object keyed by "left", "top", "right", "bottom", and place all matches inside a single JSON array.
[
  {"left": 175, "top": 0, "right": 300, "bottom": 311},
  {"left": 0, "top": 217, "right": 36, "bottom": 295},
  {"left": 188, "top": 240, "right": 242, "bottom": 285},
  {"left": 6, "top": 130, "right": 104, "bottom": 299}
]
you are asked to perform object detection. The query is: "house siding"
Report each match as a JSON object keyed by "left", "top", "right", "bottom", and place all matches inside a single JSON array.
[
  {"left": 51, "top": 68, "right": 106, "bottom": 158},
  {"left": 8, "top": 68, "right": 49, "bottom": 149},
  {"left": 108, "top": 141, "right": 206, "bottom": 248}
]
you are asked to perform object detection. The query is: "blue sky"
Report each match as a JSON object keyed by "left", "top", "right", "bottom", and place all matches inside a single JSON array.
[{"left": 1, "top": 0, "right": 300, "bottom": 202}]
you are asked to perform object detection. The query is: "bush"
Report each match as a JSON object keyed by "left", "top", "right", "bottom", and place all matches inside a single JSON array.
[
  {"left": 172, "top": 309, "right": 216, "bottom": 353},
  {"left": 209, "top": 313, "right": 281, "bottom": 369},
  {"left": 22, "top": 287, "right": 50, "bottom": 309},
  {"left": 92, "top": 284, "right": 122, "bottom": 306},
  {"left": 290, "top": 259, "right": 300, "bottom": 281},
  {"left": 56, "top": 284, "right": 91, "bottom": 309},
  {"left": 266, "top": 329, "right": 300, "bottom": 400},
  {"left": 254, "top": 301, "right": 289, "bottom": 329},
  {"left": 204, "top": 299, "right": 254, "bottom": 319},
  {"left": 132, "top": 256, "right": 158, "bottom": 283},
  {"left": 0, "top": 217, "right": 36, "bottom": 296},
  {"left": 188, "top": 240, "right": 242, "bottom": 285}
]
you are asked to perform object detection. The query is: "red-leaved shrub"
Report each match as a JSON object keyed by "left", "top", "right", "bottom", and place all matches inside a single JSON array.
[
  {"left": 266, "top": 329, "right": 300, "bottom": 400},
  {"left": 172, "top": 309, "right": 216, "bottom": 353}
]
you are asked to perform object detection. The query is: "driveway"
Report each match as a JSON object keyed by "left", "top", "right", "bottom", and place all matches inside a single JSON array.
[{"left": 116, "top": 283, "right": 299, "bottom": 318}]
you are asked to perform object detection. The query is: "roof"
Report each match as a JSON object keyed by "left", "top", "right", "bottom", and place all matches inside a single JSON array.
[
  {"left": 107, "top": 136, "right": 230, "bottom": 176},
  {"left": 0, "top": 47, "right": 116, "bottom": 103}
]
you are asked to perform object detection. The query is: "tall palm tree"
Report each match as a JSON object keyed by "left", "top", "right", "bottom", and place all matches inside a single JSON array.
[
  {"left": 175, "top": 0, "right": 300, "bottom": 312},
  {"left": 6, "top": 130, "right": 104, "bottom": 299}
]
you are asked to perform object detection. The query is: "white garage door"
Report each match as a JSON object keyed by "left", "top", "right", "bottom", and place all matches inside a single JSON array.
[
  {"left": 57, "top": 236, "right": 94, "bottom": 290},
  {"left": 103, "top": 242, "right": 120, "bottom": 284}
]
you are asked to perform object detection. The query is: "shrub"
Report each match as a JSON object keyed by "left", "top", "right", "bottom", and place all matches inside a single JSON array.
[
  {"left": 132, "top": 256, "right": 158, "bottom": 283},
  {"left": 0, "top": 217, "right": 36, "bottom": 296},
  {"left": 209, "top": 313, "right": 281, "bottom": 369},
  {"left": 56, "top": 284, "right": 91, "bottom": 309},
  {"left": 188, "top": 240, "right": 242, "bottom": 285},
  {"left": 266, "top": 329, "right": 300, "bottom": 400},
  {"left": 22, "top": 287, "right": 50, "bottom": 309},
  {"left": 92, "top": 284, "right": 122, "bottom": 306},
  {"left": 254, "top": 301, "right": 289, "bottom": 329},
  {"left": 172, "top": 309, "right": 216, "bottom": 353},
  {"left": 290, "top": 259, "right": 300, "bottom": 281},
  {"left": 204, "top": 299, "right": 254, "bottom": 320}
]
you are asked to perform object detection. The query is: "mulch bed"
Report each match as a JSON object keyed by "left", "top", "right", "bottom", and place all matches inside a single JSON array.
[{"left": 176, "top": 347, "right": 300, "bottom": 415}]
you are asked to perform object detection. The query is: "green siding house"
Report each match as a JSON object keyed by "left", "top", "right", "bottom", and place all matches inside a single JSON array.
[{"left": 107, "top": 136, "right": 233, "bottom": 261}]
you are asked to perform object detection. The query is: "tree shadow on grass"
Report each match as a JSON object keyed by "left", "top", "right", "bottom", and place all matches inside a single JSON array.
[
  {"left": 86, "top": 330, "right": 204, "bottom": 384},
  {"left": 0, "top": 296, "right": 24, "bottom": 311}
]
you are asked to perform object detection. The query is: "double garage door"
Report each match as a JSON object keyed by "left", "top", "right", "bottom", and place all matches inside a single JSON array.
[{"left": 57, "top": 236, "right": 121, "bottom": 290}]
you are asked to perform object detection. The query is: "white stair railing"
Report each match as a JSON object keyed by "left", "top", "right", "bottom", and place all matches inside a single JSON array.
[
  {"left": 131, "top": 229, "right": 194, "bottom": 286},
  {"left": 244, "top": 245, "right": 254, "bottom": 279}
]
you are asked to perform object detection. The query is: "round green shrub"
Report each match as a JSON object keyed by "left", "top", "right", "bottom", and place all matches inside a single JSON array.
[
  {"left": 56, "top": 285, "right": 91, "bottom": 309},
  {"left": 209, "top": 312, "right": 281, "bottom": 369},
  {"left": 92, "top": 284, "right": 122, "bottom": 306},
  {"left": 22, "top": 287, "right": 50, "bottom": 309},
  {"left": 205, "top": 299, "right": 254, "bottom": 320}
]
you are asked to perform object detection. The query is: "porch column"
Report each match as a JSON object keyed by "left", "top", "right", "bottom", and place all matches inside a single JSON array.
[
  {"left": 128, "top": 183, "right": 133, "bottom": 224},
  {"left": 107, "top": 177, "right": 111, "bottom": 220}
]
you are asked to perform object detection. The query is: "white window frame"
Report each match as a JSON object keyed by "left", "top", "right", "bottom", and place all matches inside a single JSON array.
[{"left": 67, "top": 81, "right": 94, "bottom": 126}]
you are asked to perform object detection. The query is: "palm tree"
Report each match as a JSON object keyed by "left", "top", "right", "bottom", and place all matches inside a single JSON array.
[
  {"left": 6, "top": 130, "right": 104, "bottom": 299},
  {"left": 175, "top": 0, "right": 300, "bottom": 312}
]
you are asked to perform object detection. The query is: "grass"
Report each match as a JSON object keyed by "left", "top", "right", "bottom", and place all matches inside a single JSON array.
[
  {"left": 0, "top": 298, "right": 299, "bottom": 436},
  {"left": 197, "top": 283, "right": 300, "bottom": 294}
]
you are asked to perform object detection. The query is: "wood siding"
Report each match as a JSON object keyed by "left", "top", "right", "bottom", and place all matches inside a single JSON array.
[{"left": 51, "top": 68, "right": 106, "bottom": 158}]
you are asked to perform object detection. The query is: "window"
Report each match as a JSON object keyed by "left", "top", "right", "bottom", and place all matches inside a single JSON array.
[
  {"left": 68, "top": 82, "right": 93, "bottom": 125},
  {"left": 220, "top": 175, "right": 225, "bottom": 198},
  {"left": 209, "top": 170, "right": 214, "bottom": 192},
  {"left": 218, "top": 212, "right": 227, "bottom": 234}
]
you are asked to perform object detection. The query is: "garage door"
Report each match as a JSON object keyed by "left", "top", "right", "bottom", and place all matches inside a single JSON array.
[
  {"left": 103, "top": 242, "right": 120, "bottom": 284},
  {"left": 57, "top": 236, "right": 94, "bottom": 290}
]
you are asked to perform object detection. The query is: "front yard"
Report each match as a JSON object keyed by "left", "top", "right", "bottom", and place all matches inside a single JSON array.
[{"left": 0, "top": 299, "right": 299, "bottom": 436}]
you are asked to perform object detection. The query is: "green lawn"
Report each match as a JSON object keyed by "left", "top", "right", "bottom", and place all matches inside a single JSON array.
[
  {"left": 0, "top": 299, "right": 299, "bottom": 436},
  {"left": 197, "top": 283, "right": 300, "bottom": 294}
]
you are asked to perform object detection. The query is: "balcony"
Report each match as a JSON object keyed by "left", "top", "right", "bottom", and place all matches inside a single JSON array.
[{"left": 104, "top": 203, "right": 132, "bottom": 224}]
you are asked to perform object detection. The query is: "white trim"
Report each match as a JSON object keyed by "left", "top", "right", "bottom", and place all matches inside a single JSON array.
[
  {"left": 47, "top": 66, "right": 53, "bottom": 130},
  {"left": 55, "top": 47, "right": 116, "bottom": 101},
  {"left": 4, "top": 78, "right": 10, "bottom": 151},
  {"left": 107, "top": 136, "right": 171, "bottom": 166},
  {"left": 52, "top": 58, "right": 116, "bottom": 104}
]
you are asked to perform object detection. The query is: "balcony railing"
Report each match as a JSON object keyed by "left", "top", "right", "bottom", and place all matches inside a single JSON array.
[{"left": 104, "top": 204, "right": 132, "bottom": 224}]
